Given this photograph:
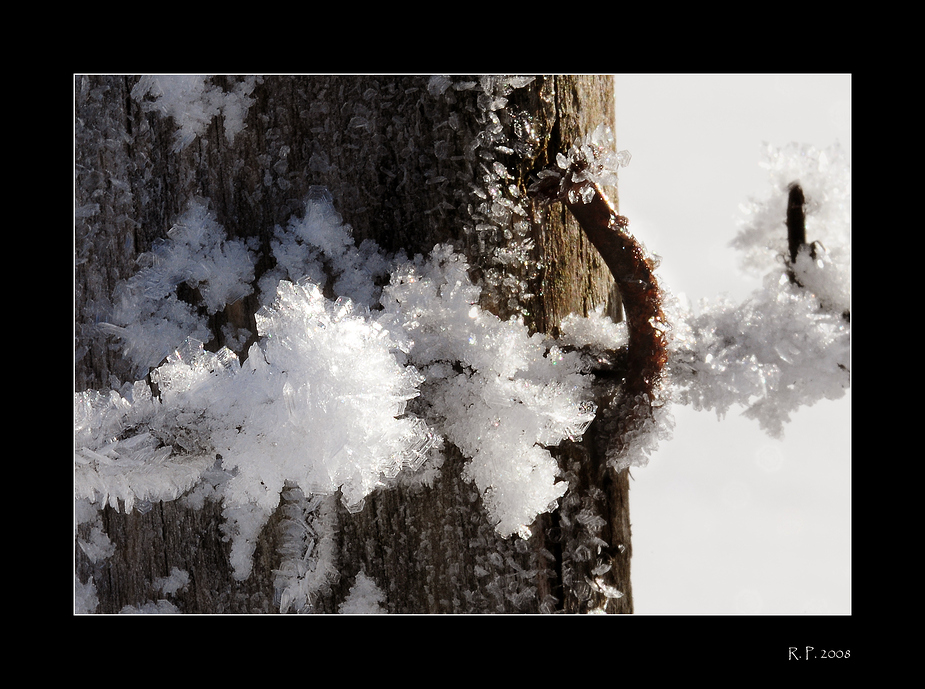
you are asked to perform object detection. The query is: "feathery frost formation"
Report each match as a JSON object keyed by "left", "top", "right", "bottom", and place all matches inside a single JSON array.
[
  {"left": 380, "top": 245, "right": 598, "bottom": 537},
  {"left": 669, "top": 142, "right": 850, "bottom": 436},
  {"left": 76, "top": 76, "right": 849, "bottom": 612},
  {"left": 76, "top": 189, "right": 605, "bottom": 591},
  {"left": 98, "top": 200, "right": 257, "bottom": 378},
  {"left": 131, "top": 75, "right": 259, "bottom": 152}
]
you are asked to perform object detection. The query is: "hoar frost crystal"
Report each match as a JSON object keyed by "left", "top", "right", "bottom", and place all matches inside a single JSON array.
[
  {"left": 76, "top": 76, "right": 849, "bottom": 612},
  {"left": 76, "top": 187, "right": 611, "bottom": 591},
  {"left": 381, "top": 245, "right": 598, "bottom": 537},
  {"left": 669, "top": 142, "right": 850, "bottom": 436}
]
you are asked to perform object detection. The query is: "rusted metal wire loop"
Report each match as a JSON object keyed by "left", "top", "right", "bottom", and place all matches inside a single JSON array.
[{"left": 529, "top": 162, "right": 669, "bottom": 461}]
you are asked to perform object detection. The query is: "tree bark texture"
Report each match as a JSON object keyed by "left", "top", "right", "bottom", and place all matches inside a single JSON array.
[{"left": 75, "top": 74, "right": 633, "bottom": 613}]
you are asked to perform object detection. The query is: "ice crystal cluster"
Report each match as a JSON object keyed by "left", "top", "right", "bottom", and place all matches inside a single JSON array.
[
  {"left": 74, "top": 379, "right": 216, "bottom": 513},
  {"left": 76, "top": 186, "right": 605, "bottom": 601},
  {"left": 210, "top": 276, "right": 436, "bottom": 579},
  {"left": 560, "top": 303, "right": 629, "bottom": 352},
  {"left": 535, "top": 122, "right": 632, "bottom": 204},
  {"left": 110, "top": 274, "right": 435, "bottom": 581},
  {"left": 338, "top": 571, "right": 388, "bottom": 614},
  {"left": 429, "top": 75, "right": 542, "bottom": 318},
  {"left": 732, "top": 142, "right": 850, "bottom": 295},
  {"left": 380, "top": 245, "right": 597, "bottom": 538},
  {"left": 131, "top": 75, "right": 259, "bottom": 152},
  {"left": 274, "top": 489, "right": 340, "bottom": 613},
  {"left": 98, "top": 199, "right": 257, "bottom": 378},
  {"left": 76, "top": 74, "right": 850, "bottom": 613},
  {"left": 670, "top": 142, "right": 850, "bottom": 436},
  {"left": 258, "top": 186, "right": 396, "bottom": 309}
]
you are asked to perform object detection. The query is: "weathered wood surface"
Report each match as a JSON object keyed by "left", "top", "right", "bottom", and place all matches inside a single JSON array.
[{"left": 74, "top": 74, "right": 633, "bottom": 613}]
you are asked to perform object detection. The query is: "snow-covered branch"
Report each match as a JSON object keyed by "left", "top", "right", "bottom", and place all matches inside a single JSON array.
[{"left": 669, "top": 143, "right": 850, "bottom": 436}]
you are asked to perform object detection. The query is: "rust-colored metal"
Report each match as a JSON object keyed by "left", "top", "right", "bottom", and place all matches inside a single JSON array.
[{"left": 530, "top": 159, "right": 668, "bottom": 464}]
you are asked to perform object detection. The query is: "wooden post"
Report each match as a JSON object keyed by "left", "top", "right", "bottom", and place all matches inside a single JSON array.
[{"left": 75, "top": 75, "right": 633, "bottom": 613}]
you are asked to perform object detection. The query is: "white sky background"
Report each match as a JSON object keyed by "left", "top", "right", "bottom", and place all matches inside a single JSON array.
[{"left": 611, "top": 74, "right": 851, "bottom": 615}]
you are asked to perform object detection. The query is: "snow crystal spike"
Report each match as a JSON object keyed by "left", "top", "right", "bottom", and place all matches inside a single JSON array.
[{"left": 529, "top": 152, "right": 668, "bottom": 464}]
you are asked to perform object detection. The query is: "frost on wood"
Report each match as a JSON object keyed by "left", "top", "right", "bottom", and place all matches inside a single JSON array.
[
  {"left": 258, "top": 186, "right": 397, "bottom": 309},
  {"left": 131, "top": 75, "right": 259, "bottom": 152},
  {"left": 430, "top": 75, "right": 543, "bottom": 319},
  {"left": 74, "top": 380, "right": 216, "bottom": 513},
  {"left": 76, "top": 187, "right": 607, "bottom": 604},
  {"left": 380, "top": 245, "right": 597, "bottom": 538},
  {"left": 97, "top": 199, "right": 257, "bottom": 378},
  {"left": 274, "top": 489, "right": 339, "bottom": 613},
  {"left": 76, "top": 75, "right": 850, "bottom": 613},
  {"left": 338, "top": 571, "right": 388, "bottom": 614},
  {"left": 560, "top": 303, "right": 629, "bottom": 359},
  {"left": 531, "top": 124, "right": 664, "bottom": 474},
  {"left": 541, "top": 123, "right": 632, "bottom": 203},
  {"left": 154, "top": 567, "right": 190, "bottom": 595},
  {"left": 119, "top": 600, "right": 181, "bottom": 614},
  {"left": 670, "top": 143, "right": 850, "bottom": 437}
]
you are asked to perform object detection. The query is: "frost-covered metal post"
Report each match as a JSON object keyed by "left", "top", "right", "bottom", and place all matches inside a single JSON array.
[{"left": 75, "top": 75, "right": 636, "bottom": 613}]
